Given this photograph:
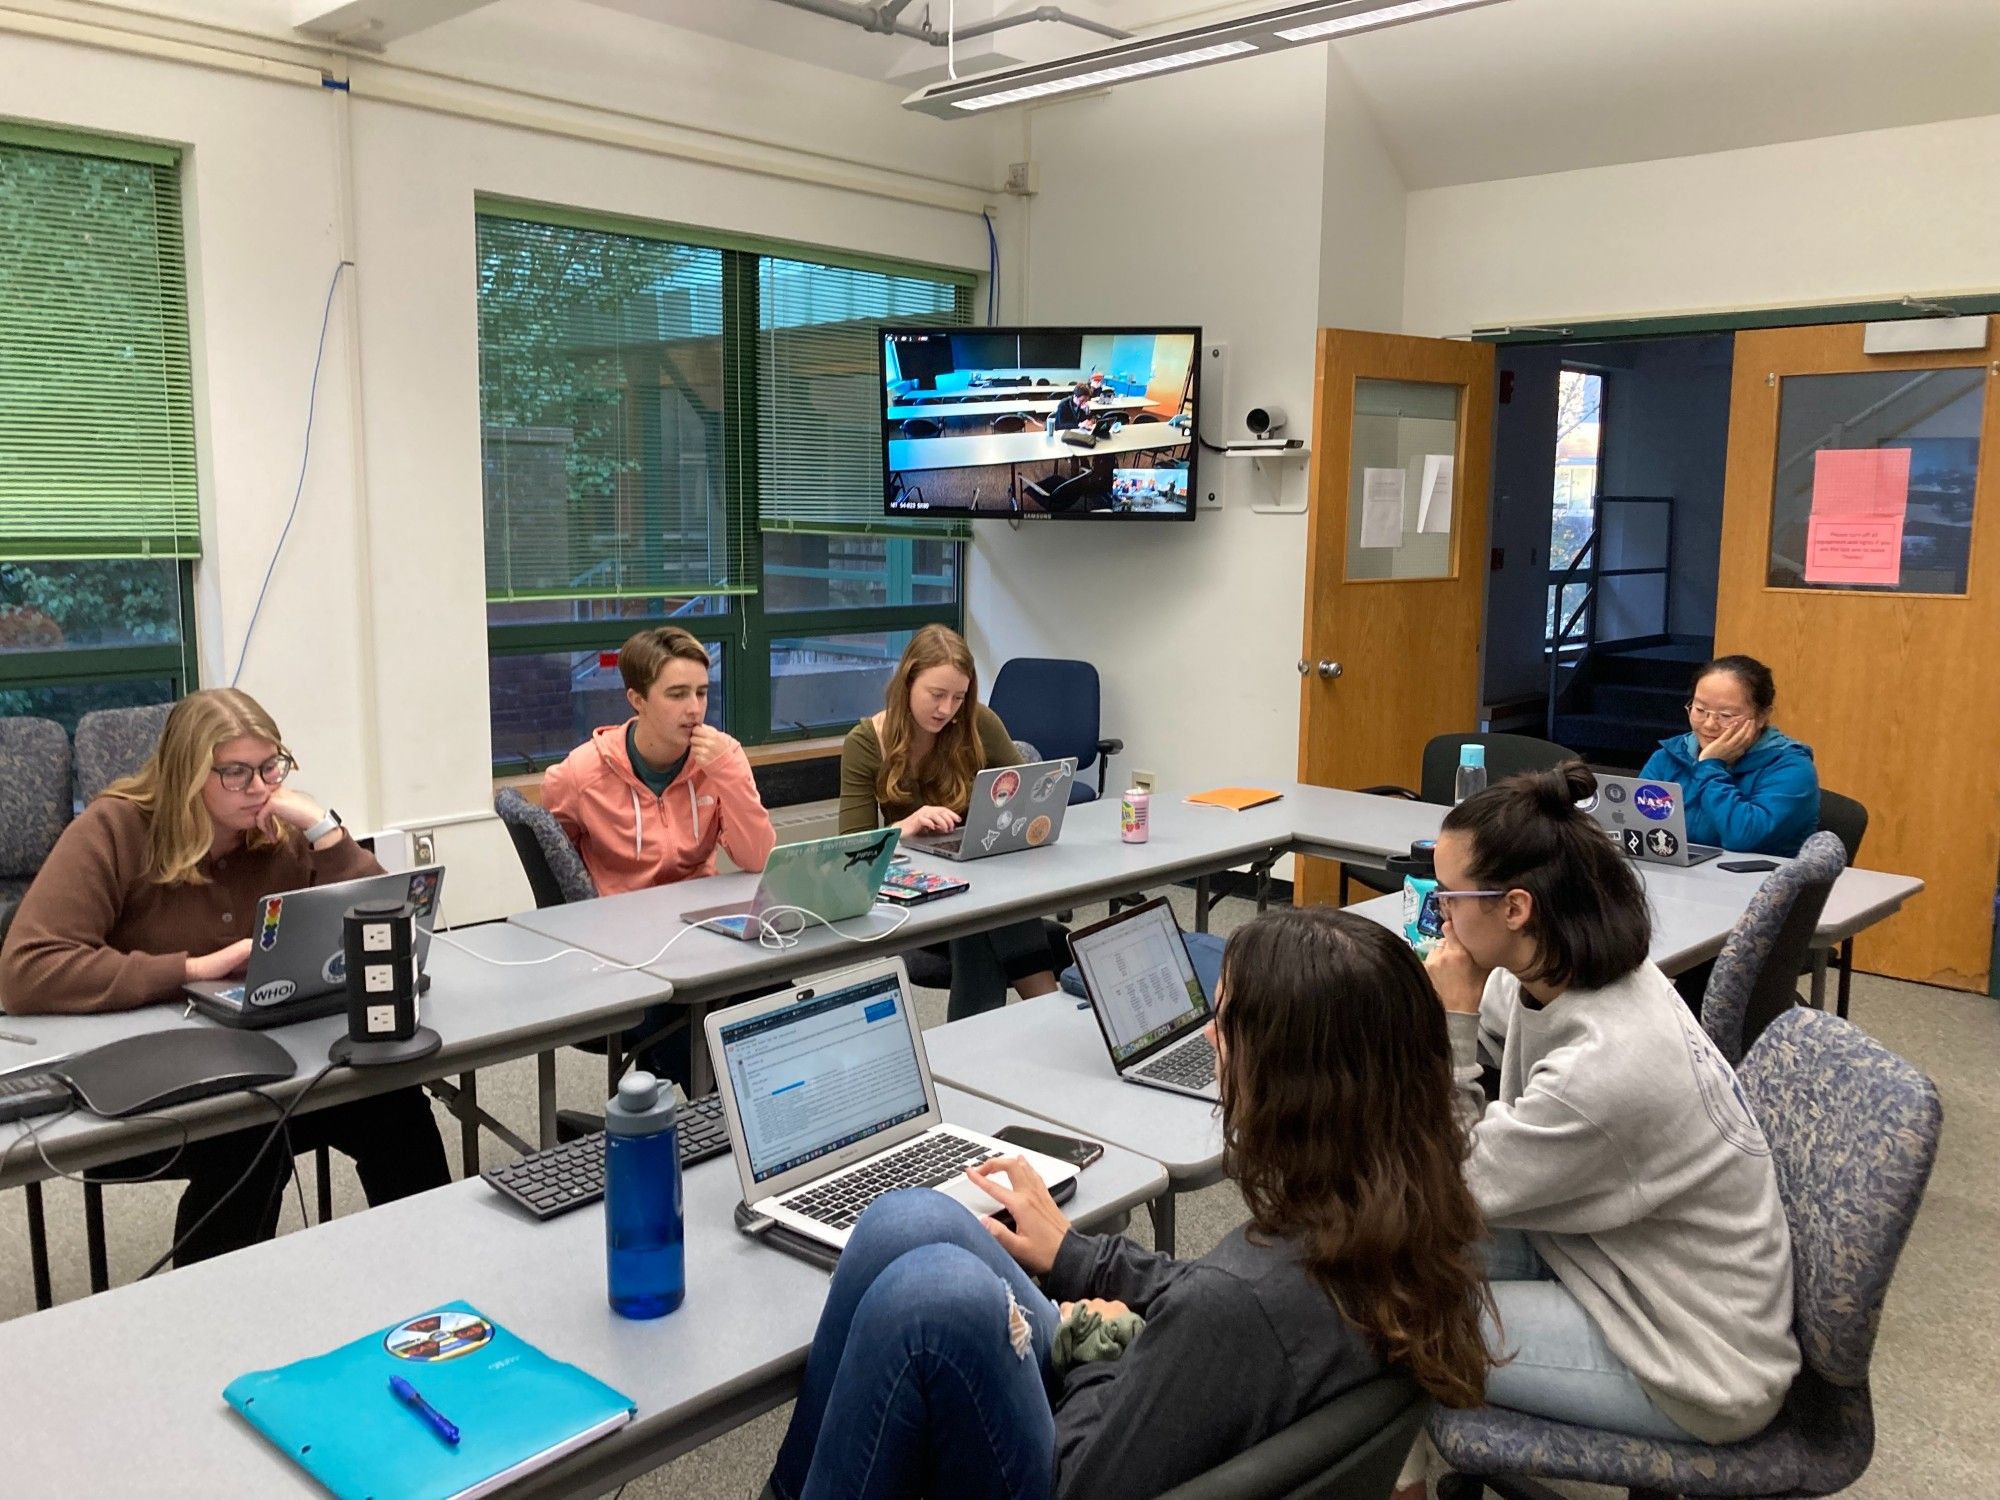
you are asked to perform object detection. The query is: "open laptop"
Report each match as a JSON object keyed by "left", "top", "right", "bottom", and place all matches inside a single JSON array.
[
  {"left": 681, "top": 828, "right": 902, "bottom": 941},
  {"left": 705, "top": 958, "right": 1080, "bottom": 1252},
  {"left": 184, "top": 866, "right": 446, "bottom": 1028},
  {"left": 1582, "top": 773, "right": 1724, "bottom": 867},
  {"left": 902, "top": 758, "right": 1077, "bottom": 863},
  {"left": 1068, "top": 898, "right": 1220, "bottom": 1101}
]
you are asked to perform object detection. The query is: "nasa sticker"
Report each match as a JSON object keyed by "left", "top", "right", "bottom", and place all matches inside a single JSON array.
[
  {"left": 1632, "top": 783, "right": 1675, "bottom": 821},
  {"left": 1024, "top": 814, "right": 1054, "bottom": 846},
  {"left": 384, "top": 1309, "right": 494, "bottom": 1363},
  {"left": 248, "top": 978, "right": 297, "bottom": 1007},
  {"left": 321, "top": 950, "right": 348, "bottom": 986},
  {"left": 258, "top": 897, "right": 284, "bottom": 952},
  {"left": 1646, "top": 828, "right": 1680, "bottom": 858}
]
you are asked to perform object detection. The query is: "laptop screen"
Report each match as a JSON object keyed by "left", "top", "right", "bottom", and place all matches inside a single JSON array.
[
  {"left": 1072, "top": 902, "right": 1210, "bottom": 1065},
  {"left": 718, "top": 970, "right": 928, "bottom": 1185}
]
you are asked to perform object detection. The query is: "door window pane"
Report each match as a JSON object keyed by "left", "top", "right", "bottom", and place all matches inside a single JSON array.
[
  {"left": 1344, "top": 378, "right": 1460, "bottom": 581},
  {"left": 1769, "top": 367, "right": 1984, "bottom": 594}
]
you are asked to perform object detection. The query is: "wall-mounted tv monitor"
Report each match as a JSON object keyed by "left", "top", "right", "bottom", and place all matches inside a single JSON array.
[{"left": 881, "top": 326, "right": 1200, "bottom": 521}]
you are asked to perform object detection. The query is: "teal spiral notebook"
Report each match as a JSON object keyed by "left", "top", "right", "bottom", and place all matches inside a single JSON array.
[{"left": 224, "top": 1301, "right": 636, "bottom": 1500}]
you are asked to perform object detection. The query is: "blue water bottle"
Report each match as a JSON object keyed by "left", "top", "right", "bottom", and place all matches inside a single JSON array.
[{"left": 604, "top": 1071, "right": 684, "bottom": 1319}]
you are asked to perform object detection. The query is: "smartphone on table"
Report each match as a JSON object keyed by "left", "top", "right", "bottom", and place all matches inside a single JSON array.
[{"left": 994, "top": 1125, "right": 1104, "bottom": 1169}]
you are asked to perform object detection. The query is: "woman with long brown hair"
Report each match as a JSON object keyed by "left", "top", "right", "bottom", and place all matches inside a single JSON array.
[
  {"left": 760, "top": 907, "right": 1493, "bottom": 1500},
  {"left": 839, "top": 625, "right": 1060, "bottom": 1019},
  {"left": 0, "top": 688, "right": 449, "bottom": 1266}
]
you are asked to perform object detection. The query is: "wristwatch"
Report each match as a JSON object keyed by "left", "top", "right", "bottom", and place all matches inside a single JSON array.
[{"left": 302, "top": 809, "right": 343, "bottom": 844}]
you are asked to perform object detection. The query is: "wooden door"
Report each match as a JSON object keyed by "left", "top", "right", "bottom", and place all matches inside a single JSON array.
[
  {"left": 1718, "top": 321, "right": 2000, "bottom": 990},
  {"left": 1296, "top": 330, "right": 1495, "bottom": 906}
]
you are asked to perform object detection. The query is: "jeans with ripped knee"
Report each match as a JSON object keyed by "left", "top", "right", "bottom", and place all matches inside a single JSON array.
[{"left": 767, "top": 1189, "right": 1061, "bottom": 1500}]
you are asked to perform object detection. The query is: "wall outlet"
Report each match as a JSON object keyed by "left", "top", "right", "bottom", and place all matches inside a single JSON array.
[
  {"left": 1003, "top": 161, "right": 1039, "bottom": 196},
  {"left": 1132, "top": 769, "right": 1158, "bottom": 793},
  {"left": 412, "top": 830, "right": 436, "bottom": 865}
]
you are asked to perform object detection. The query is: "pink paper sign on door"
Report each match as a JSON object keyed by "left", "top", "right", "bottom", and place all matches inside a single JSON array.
[{"left": 1804, "top": 448, "right": 1910, "bottom": 585}]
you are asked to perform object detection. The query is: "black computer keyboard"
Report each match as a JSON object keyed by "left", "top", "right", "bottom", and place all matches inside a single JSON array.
[
  {"left": 782, "top": 1132, "right": 998, "bottom": 1233},
  {"left": 482, "top": 1092, "right": 732, "bottom": 1222},
  {"left": 1134, "top": 1033, "right": 1217, "bottom": 1090}
]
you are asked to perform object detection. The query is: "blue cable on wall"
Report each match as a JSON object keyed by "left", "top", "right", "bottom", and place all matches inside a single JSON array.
[{"left": 230, "top": 259, "right": 349, "bottom": 687}]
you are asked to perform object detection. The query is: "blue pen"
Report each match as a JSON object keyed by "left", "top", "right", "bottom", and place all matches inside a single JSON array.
[{"left": 388, "top": 1375, "right": 461, "bottom": 1445}]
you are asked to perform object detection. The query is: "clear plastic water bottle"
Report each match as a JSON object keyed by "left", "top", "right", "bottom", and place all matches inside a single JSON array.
[
  {"left": 605, "top": 1071, "right": 684, "bottom": 1319},
  {"left": 1453, "top": 743, "right": 1488, "bottom": 805}
]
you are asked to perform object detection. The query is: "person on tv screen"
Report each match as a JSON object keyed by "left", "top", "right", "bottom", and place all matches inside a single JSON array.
[{"left": 1051, "top": 383, "right": 1093, "bottom": 432}]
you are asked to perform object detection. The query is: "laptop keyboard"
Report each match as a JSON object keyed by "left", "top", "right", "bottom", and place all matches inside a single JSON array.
[
  {"left": 1134, "top": 1033, "right": 1217, "bottom": 1091},
  {"left": 782, "top": 1133, "right": 998, "bottom": 1232},
  {"left": 482, "top": 1092, "right": 732, "bottom": 1222}
]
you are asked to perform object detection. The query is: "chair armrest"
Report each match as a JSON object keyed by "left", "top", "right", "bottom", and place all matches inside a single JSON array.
[
  {"left": 1095, "top": 737, "right": 1123, "bottom": 797},
  {"left": 1353, "top": 784, "right": 1421, "bottom": 800}
]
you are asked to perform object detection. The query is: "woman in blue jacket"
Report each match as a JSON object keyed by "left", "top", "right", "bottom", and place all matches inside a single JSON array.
[{"left": 1639, "top": 654, "right": 1820, "bottom": 857}]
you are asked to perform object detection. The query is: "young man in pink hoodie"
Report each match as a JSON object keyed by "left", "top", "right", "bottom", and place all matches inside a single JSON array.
[{"left": 543, "top": 626, "right": 776, "bottom": 897}]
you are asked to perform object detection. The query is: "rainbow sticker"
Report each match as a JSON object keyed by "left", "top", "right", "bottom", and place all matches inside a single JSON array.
[
  {"left": 258, "top": 897, "right": 284, "bottom": 951},
  {"left": 384, "top": 1309, "right": 494, "bottom": 1363}
]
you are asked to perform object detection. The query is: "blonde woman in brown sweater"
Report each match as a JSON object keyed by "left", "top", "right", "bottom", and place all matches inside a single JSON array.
[{"left": 0, "top": 689, "right": 449, "bottom": 1265}]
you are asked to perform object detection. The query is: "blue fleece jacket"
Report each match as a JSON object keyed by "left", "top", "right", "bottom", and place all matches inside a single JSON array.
[{"left": 1639, "top": 728, "right": 1821, "bottom": 857}]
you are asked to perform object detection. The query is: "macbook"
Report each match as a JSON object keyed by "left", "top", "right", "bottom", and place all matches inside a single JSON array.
[
  {"left": 184, "top": 866, "right": 445, "bottom": 1028},
  {"left": 1067, "top": 897, "right": 1220, "bottom": 1101},
  {"left": 902, "top": 758, "right": 1076, "bottom": 863},
  {"left": 1581, "top": 773, "right": 1724, "bottom": 867},
  {"left": 681, "top": 828, "right": 902, "bottom": 941},
  {"left": 705, "top": 958, "right": 1080, "bottom": 1252}
]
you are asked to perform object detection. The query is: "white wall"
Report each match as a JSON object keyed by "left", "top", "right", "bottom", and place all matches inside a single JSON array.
[
  {"left": 967, "top": 48, "right": 1408, "bottom": 805},
  {"left": 2, "top": 4, "right": 1001, "bottom": 921},
  {"left": 1403, "top": 112, "right": 2000, "bottom": 337}
]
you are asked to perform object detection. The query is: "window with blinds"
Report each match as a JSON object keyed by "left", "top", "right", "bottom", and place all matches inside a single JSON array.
[{"left": 0, "top": 132, "right": 198, "bottom": 560}]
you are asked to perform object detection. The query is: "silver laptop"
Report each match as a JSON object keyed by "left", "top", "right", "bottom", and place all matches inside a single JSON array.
[
  {"left": 184, "top": 866, "right": 446, "bottom": 1028},
  {"left": 1068, "top": 898, "right": 1220, "bottom": 1101},
  {"left": 705, "top": 958, "right": 1080, "bottom": 1252},
  {"left": 1582, "top": 774, "right": 1723, "bottom": 867},
  {"left": 681, "top": 828, "right": 902, "bottom": 941},
  {"left": 903, "top": 758, "right": 1077, "bottom": 862}
]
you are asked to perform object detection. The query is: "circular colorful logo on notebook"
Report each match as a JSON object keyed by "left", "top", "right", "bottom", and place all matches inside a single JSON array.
[
  {"left": 384, "top": 1310, "right": 494, "bottom": 1363},
  {"left": 1024, "top": 815, "right": 1054, "bottom": 846},
  {"left": 989, "top": 770, "right": 1021, "bottom": 806},
  {"left": 1633, "top": 783, "right": 1674, "bottom": 821}
]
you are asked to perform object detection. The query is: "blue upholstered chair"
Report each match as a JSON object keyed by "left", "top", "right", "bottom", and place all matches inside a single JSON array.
[
  {"left": 0, "top": 716, "right": 70, "bottom": 932},
  {"left": 494, "top": 787, "right": 597, "bottom": 907},
  {"left": 1699, "top": 831, "right": 1847, "bottom": 1065},
  {"left": 72, "top": 702, "right": 173, "bottom": 803},
  {"left": 1432, "top": 1006, "right": 1943, "bottom": 1500},
  {"left": 986, "top": 658, "right": 1123, "bottom": 804}
]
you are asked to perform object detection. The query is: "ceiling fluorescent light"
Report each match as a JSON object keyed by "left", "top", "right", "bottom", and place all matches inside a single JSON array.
[{"left": 904, "top": 0, "right": 1506, "bottom": 118}]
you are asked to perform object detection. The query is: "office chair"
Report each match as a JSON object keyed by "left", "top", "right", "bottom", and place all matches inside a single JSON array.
[
  {"left": 1700, "top": 831, "right": 1846, "bottom": 1064},
  {"left": 1813, "top": 790, "right": 1870, "bottom": 1018},
  {"left": 986, "top": 658, "right": 1123, "bottom": 805},
  {"left": 1021, "top": 469, "right": 1103, "bottom": 515},
  {"left": 72, "top": 702, "right": 173, "bottom": 802},
  {"left": 991, "top": 413, "right": 1027, "bottom": 434},
  {"left": 1159, "top": 1372, "right": 1431, "bottom": 1500},
  {"left": 1339, "top": 733, "right": 1576, "bottom": 903},
  {"left": 900, "top": 416, "right": 942, "bottom": 440},
  {"left": 1433, "top": 1006, "right": 1941, "bottom": 1500},
  {"left": 886, "top": 472, "right": 925, "bottom": 510}
]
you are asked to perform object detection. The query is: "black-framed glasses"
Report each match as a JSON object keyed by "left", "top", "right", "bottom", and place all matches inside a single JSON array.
[{"left": 211, "top": 755, "right": 295, "bottom": 792}]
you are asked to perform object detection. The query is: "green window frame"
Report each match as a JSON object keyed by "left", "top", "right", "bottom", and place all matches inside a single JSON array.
[
  {"left": 0, "top": 125, "right": 202, "bottom": 724},
  {"left": 478, "top": 200, "right": 975, "bottom": 771}
]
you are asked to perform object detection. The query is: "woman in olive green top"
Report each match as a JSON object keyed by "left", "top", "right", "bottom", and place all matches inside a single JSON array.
[{"left": 841, "top": 625, "right": 1060, "bottom": 1020}]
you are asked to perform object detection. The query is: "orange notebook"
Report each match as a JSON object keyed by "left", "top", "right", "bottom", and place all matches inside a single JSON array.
[{"left": 1185, "top": 786, "right": 1284, "bottom": 811}]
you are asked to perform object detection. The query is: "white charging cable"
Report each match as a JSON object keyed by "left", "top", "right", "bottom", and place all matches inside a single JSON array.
[{"left": 420, "top": 900, "right": 913, "bottom": 974}]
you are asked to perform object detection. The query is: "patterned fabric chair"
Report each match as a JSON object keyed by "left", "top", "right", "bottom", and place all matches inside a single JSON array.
[
  {"left": 1701, "top": 831, "right": 1848, "bottom": 1065},
  {"left": 72, "top": 702, "right": 174, "bottom": 804},
  {"left": 1432, "top": 1006, "right": 1942, "bottom": 1500},
  {"left": 493, "top": 788, "right": 597, "bottom": 907},
  {"left": 0, "top": 716, "right": 70, "bottom": 926}
]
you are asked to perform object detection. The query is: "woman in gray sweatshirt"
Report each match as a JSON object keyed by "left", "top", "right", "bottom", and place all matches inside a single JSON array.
[
  {"left": 1421, "top": 760, "right": 1800, "bottom": 1454},
  {"left": 762, "top": 908, "right": 1497, "bottom": 1500}
]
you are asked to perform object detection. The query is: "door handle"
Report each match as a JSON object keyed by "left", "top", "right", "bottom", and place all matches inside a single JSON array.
[{"left": 1297, "top": 659, "right": 1343, "bottom": 680}]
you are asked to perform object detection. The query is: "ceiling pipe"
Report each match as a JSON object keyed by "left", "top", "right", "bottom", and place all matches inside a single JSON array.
[{"left": 769, "top": 0, "right": 1129, "bottom": 47}]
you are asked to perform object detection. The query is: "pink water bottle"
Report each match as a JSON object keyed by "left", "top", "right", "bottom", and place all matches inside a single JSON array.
[{"left": 1120, "top": 788, "right": 1150, "bottom": 843}]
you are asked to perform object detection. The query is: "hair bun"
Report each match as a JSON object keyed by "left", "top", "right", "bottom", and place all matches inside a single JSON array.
[{"left": 1547, "top": 759, "right": 1596, "bottom": 810}]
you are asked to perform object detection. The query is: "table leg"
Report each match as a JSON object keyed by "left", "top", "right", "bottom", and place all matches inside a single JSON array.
[
  {"left": 1148, "top": 1191, "right": 1177, "bottom": 1256},
  {"left": 688, "top": 1003, "right": 713, "bottom": 1096},
  {"left": 1193, "top": 876, "right": 1211, "bottom": 934},
  {"left": 1808, "top": 951, "right": 1830, "bottom": 1010},
  {"left": 457, "top": 1072, "right": 480, "bottom": 1177},
  {"left": 538, "top": 1051, "right": 558, "bottom": 1149},
  {"left": 25, "top": 1181, "right": 52, "bottom": 1311},
  {"left": 1837, "top": 938, "right": 1855, "bottom": 1021},
  {"left": 84, "top": 1181, "right": 109, "bottom": 1295}
]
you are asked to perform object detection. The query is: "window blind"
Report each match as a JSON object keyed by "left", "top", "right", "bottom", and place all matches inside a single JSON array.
[
  {"left": 757, "top": 258, "right": 971, "bottom": 540},
  {"left": 0, "top": 136, "right": 198, "bottom": 560},
  {"left": 477, "top": 213, "right": 754, "bottom": 599}
]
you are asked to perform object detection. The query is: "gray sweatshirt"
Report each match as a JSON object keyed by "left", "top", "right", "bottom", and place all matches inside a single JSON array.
[
  {"left": 1450, "top": 963, "right": 1800, "bottom": 1443},
  {"left": 1043, "top": 1223, "right": 1385, "bottom": 1499}
]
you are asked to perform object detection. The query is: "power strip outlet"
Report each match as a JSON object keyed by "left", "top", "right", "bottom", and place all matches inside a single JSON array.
[{"left": 1131, "top": 770, "right": 1158, "bottom": 793}]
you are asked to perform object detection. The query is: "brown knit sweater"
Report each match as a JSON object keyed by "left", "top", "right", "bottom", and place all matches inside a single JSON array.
[{"left": 0, "top": 798, "right": 379, "bottom": 1016}]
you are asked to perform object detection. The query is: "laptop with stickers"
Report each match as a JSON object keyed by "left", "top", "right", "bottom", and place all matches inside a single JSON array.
[
  {"left": 184, "top": 866, "right": 446, "bottom": 1028},
  {"left": 902, "top": 758, "right": 1076, "bottom": 862},
  {"left": 1580, "top": 774, "right": 1723, "bottom": 867},
  {"left": 680, "top": 827, "right": 902, "bottom": 941}
]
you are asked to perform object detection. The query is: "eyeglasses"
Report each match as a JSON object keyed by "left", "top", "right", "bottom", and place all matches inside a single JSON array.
[
  {"left": 211, "top": 755, "right": 295, "bottom": 793},
  {"left": 1685, "top": 702, "right": 1750, "bottom": 726},
  {"left": 1432, "top": 889, "right": 1505, "bottom": 908}
]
